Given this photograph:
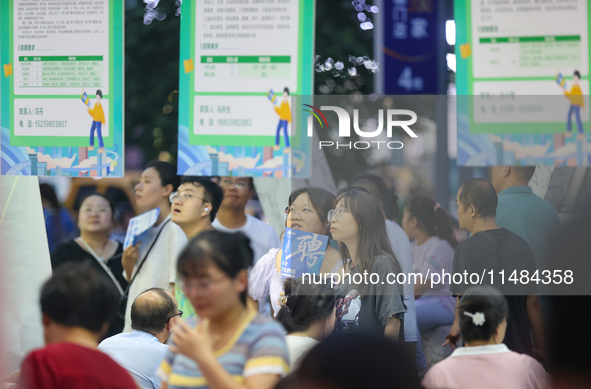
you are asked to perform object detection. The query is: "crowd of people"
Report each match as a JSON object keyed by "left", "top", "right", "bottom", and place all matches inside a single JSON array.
[{"left": 6, "top": 162, "right": 589, "bottom": 389}]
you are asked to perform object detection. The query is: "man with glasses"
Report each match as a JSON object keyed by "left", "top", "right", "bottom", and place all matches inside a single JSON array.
[
  {"left": 212, "top": 176, "right": 280, "bottom": 265},
  {"left": 170, "top": 176, "right": 224, "bottom": 240},
  {"left": 99, "top": 288, "right": 181, "bottom": 389},
  {"left": 170, "top": 176, "right": 224, "bottom": 320}
]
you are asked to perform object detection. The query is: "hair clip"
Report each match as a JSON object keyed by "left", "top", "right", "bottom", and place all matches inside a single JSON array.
[
  {"left": 434, "top": 203, "right": 442, "bottom": 212},
  {"left": 463, "top": 311, "right": 486, "bottom": 326},
  {"left": 278, "top": 295, "right": 292, "bottom": 315}
]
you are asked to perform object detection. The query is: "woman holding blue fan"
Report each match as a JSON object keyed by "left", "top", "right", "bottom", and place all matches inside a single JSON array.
[{"left": 248, "top": 187, "right": 339, "bottom": 316}]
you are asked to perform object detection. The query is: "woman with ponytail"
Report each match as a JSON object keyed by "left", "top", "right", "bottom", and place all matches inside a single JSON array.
[
  {"left": 402, "top": 196, "right": 458, "bottom": 334},
  {"left": 422, "top": 286, "right": 547, "bottom": 389},
  {"left": 276, "top": 279, "right": 336, "bottom": 371}
]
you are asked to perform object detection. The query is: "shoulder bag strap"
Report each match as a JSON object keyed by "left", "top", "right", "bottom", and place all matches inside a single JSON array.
[
  {"left": 124, "top": 218, "right": 171, "bottom": 295},
  {"left": 78, "top": 239, "right": 125, "bottom": 296}
]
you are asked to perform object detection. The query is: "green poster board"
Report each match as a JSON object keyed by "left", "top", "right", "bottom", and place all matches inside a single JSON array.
[{"left": 1, "top": 0, "right": 124, "bottom": 177}]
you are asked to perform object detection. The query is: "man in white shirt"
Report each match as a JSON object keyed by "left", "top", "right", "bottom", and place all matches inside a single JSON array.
[
  {"left": 212, "top": 177, "right": 280, "bottom": 264},
  {"left": 170, "top": 176, "right": 224, "bottom": 319},
  {"left": 99, "top": 288, "right": 182, "bottom": 389}
]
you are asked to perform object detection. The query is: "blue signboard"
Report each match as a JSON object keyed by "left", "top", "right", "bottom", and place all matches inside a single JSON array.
[{"left": 382, "top": 0, "right": 439, "bottom": 94}]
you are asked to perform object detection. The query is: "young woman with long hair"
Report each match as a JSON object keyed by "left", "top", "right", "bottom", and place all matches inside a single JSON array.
[{"left": 329, "top": 188, "right": 405, "bottom": 340}]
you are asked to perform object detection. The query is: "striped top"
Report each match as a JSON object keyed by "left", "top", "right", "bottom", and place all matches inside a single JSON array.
[{"left": 157, "top": 311, "right": 289, "bottom": 388}]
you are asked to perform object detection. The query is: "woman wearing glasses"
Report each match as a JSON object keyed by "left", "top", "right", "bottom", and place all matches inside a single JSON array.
[
  {"left": 51, "top": 192, "right": 128, "bottom": 337},
  {"left": 330, "top": 188, "right": 405, "bottom": 340},
  {"left": 248, "top": 187, "right": 340, "bottom": 316},
  {"left": 158, "top": 231, "right": 289, "bottom": 389},
  {"left": 121, "top": 161, "right": 188, "bottom": 332}
]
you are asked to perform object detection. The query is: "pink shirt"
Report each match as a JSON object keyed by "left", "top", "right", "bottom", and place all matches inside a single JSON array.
[{"left": 422, "top": 344, "right": 547, "bottom": 389}]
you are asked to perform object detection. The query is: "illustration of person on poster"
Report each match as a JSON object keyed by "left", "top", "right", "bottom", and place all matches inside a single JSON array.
[
  {"left": 83, "top": 89, "right": 106, "bottom": 153},
  {"left": 269, "top": 87, "right": 291, "bottom": 153},
  {"left": 557, "top": 70, "right": 585, "bottom": 140}
]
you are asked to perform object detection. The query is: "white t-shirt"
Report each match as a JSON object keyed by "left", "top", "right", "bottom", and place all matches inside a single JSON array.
[
  {"left": 286, "top": 336, "right": 318, "bottom": 371},
  {"left": 411, "top": 236, "right": 456, "bottom": 312},
  {"left": 249, "top": 248, "right": 284, "bottom": 316},
  {"left": 123, "top": 215, "right": 188, "bottom": 332},
  {"left": 385, "top": 220, "right": 418, "bottom": 343},
  {"left": 213, "top": 214, "right": 281, "bottom": 265}
]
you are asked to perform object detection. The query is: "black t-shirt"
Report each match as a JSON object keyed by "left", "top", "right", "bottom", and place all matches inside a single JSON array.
[
  {"left": 51, "top": 239, "right": 127, "bottom": 338},
  {"left": 335, "top": 254, "right": 405, "bottom": 336},
  {"left": 450, "top": 228, "right": 537, "bottom": 355}
]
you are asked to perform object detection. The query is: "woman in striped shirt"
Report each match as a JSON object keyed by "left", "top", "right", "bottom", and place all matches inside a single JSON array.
[{"left": 158, "top": 230, "right": 289, "bottom": 389}]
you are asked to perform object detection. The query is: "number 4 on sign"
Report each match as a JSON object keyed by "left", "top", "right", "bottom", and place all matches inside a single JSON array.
[{"left": 397, "top": 66, "right": 424, "bottom": 91}]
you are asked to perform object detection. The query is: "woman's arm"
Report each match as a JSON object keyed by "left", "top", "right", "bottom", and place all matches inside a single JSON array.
[{"left": 384, "top": 316, "right": 401, "bottom": 341}]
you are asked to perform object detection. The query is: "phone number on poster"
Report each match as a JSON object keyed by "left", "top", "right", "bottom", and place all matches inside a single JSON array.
[{"left": 34, "top": 120, "right": 68, "bottom": 127}]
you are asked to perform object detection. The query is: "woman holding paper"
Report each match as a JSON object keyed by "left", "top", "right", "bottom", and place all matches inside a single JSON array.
[
  {"left": 248, "top": 187, "right": 339, "bottom": 317},
  {"left": 121, "top": 161, "right": 188, "bottom": 332},
  {"left": 51, "top": 192, "right": 127, "bottom": 337},
  {"left": 329, "top": 188, "right": 405, "bottom": 340}
]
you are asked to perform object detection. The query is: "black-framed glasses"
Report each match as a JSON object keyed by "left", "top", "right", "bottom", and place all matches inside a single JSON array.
[{"left": 166, "top": 310, "right": 183, "bottom": 323}]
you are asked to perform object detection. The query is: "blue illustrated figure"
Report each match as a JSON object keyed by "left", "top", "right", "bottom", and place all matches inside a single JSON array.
[
  {"left": 85, "top": 89, "right": 106, "bottom": 153},
  {"left": 269, "top": 87, "right": 291, "bottom": 153}
]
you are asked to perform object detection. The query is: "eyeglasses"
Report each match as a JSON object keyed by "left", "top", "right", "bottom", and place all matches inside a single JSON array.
[
  {"left": 181, "top": 277, "right": 228, "bottom": 292},
  {"left": 166, "top": 310, "right": 183, "bottom": 323},
  {"left": 327, "top": 207, "right": 349, "bottom": 222},
  {"left": 285, "top": 206, "right": 316, "bottom": 220},
  {"left": 219, "top": 178, "right": 250, "bottom": 190},
  {"left": 169, "top": 191, "right": 208, "bottom": 204}
]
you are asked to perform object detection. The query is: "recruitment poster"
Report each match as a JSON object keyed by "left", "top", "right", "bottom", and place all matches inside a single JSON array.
[
  {"left": 177, "top": 0, "right": 314, "bottom": 178},
  {"left": 1, "top": 0, "right": 124, "bottom": 177},
  {"left": 455, "top": 0, "right": 591, "bottom": 166}
]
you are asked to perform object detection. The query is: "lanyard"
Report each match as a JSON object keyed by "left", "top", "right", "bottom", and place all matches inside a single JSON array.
[{"left": 78, "top": 237, "right": 125, "bottom": 296}]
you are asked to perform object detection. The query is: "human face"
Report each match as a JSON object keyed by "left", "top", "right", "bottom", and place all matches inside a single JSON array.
[
  {"left": 286, "top": 193, "right": 327, "bottom": 235},
  {"left": 96, "top": 93, "right": 101, "bottom": 102},
  {"left": 78, "top": 195, "right": 113, "bottom": 234},
  {"left": 218, "top": 177, "right": 252, "bottom": 210},
  {"left": 328, "top": 199, "right": 359, "bottom": 243},
  {"left": 171, "top": 183, "right": 209, "bottom": 227},
  {"left": 401, "top": 207, "right": 418, "bottom": 240},
  {"left": 135, "top": 167, "right": 170, "bottom": 211},
  {"left": 180, "top": 262, "right": 247, "bottom": 319}
]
